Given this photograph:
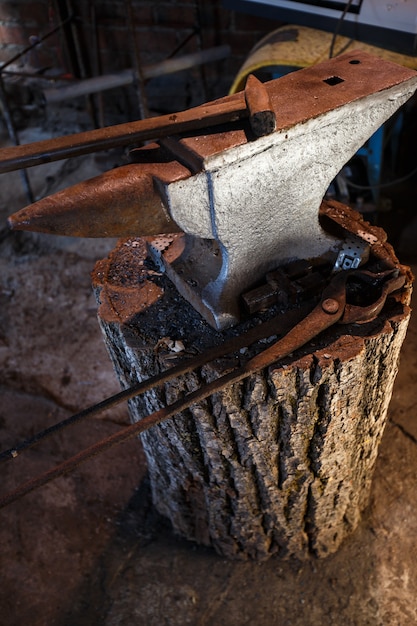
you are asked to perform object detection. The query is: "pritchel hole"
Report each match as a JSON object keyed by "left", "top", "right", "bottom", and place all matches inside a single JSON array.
[
  {"left": 349, "top": 59, "right": 361, "bottom": 64},
  {"left": 323, "top": 76, "right": 345, "bottom": 86}
]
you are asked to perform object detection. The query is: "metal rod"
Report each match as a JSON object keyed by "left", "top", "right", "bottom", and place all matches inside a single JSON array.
[
  {"left": 0, "top": 366, "right": 248, "bottom": 509},
  {"left": 125, "top": 0, "right": 149, "bottom": 120},
  {"left": 0, "top": 304, "right": 311, "bottom": 463},
  {"left": 0, "top": 69, "right": 72, "bottom": 80},
  {"left": 66, "top": 0, "right": 99, "bottom": 127},
  {"left": 167, "top": 28, "right": 199, "bottom": 60},
  {"left": 90, "top": 0, "right": 105, "bottom": 128},
  {"left": 0, "top": 297, "right": 329, "bottom": 509},
  {"left": 0, "top": 16, "right": 73, "bottom": 73}
]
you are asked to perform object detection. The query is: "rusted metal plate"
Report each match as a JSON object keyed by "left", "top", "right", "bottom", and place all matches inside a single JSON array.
[{"left": 267, "top": 49, "right": 417, "bottom": 130}]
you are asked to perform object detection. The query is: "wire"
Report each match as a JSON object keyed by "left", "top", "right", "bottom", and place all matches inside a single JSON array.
[
  {"left": 329, "top": 0, "right": 355, "bottom": 59},
  {"left": 345, "top": 163, "right": 417, "bottom": 191}
]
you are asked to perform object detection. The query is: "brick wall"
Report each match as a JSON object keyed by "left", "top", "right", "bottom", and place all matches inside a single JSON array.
[{"left": 0, "top": 1, "right": 283, "bottom": 92}]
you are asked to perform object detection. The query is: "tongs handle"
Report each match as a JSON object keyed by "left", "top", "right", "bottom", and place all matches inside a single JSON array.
[{"left": 247, "top": 272, "right": 348, "bottom": 372}]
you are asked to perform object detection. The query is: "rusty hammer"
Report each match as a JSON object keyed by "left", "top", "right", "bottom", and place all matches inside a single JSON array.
[{"left": 7, "top": 51, "right": 417, "bottom": 329}]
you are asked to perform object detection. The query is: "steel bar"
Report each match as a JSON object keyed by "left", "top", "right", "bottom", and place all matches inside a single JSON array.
[
  {"left": 0, "top": 16, "right": 73, "bottom": 73},
  {"left": 0, "top": 77, "right": 34, "bottom": 203},
  {"left": 62, "top": 0, "right": 100, "bottom": 127},
  {"left": 166, "top": 28, "right": 199, "bottom": 60},
  {"left": 55, "top": 0, "right": 80, "bottom": 79},
  {"left": 125, "top": 0, "right": 149, "bottom": 120},
  {"left": 0, "top": 69, "right": 72, "bottom": 80},
  {"left": 90, "top": 0, "right": 105, "bottom": 128}
]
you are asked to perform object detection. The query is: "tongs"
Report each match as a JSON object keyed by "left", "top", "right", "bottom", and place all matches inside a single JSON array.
[{"left": 0, "top": 267, "right": 405, "bottom": 508}]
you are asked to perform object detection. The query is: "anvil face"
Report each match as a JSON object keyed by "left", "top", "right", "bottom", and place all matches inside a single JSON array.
[{"left": 6, "top": 51, "right": 417, "bottom": 329}]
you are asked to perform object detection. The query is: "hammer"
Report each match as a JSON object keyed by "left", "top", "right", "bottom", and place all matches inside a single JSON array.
[{"left": 6, "top": 51, "right": 417, "bottom": 329}]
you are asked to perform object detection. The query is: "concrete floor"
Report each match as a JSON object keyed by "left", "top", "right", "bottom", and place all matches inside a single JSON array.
[{"left": 1, "top": 125, "right": 417, "bottom": 625}]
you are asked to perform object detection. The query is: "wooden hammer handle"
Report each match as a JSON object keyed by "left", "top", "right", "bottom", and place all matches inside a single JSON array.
[{"left": 0, "top": 94, "right": 248, "bottom": 173}]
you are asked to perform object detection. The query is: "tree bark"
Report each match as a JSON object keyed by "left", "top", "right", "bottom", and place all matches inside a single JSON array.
[{"left": 92, "top": 208, "right": 412, "bottom": 561}]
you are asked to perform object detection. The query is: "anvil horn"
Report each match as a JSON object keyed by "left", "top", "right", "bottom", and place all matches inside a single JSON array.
[
  {"left": 7, "top": 75, "right": 273, "bottom": 237},
  {"left": 8, "top": 156, "right": 191, "bottom": 238},
  {"left": 6, "top": 51, "right": 417, "bottom": 329}
]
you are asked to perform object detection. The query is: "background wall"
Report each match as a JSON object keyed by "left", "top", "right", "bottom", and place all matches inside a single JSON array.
[{"left": 0, "top": 0, "right": 283, "bottom": 123}]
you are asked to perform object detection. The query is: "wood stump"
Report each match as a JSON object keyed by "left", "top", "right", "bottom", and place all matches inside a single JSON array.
[{"left": 92, "top": 205, "right": 412, "bottom": 561}]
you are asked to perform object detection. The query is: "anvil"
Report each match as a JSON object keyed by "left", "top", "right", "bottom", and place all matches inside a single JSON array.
[{"left": 6, "top": 51, "right": 417, "bottom": 329}]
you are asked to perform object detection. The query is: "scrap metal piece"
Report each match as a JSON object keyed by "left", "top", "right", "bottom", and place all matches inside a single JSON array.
[
  {"left": 242, "top": 282, "right": 282, "bottom": 315},
  {"left": 333, "top": 236, "right": 369, "bottom": 271},
  {"left": 242, "top": 258, "right": 331, "bottom": 314}
]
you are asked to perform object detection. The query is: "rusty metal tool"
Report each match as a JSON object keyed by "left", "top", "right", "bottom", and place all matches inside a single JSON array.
[
  {"left": 0, "top": 265, "right": 405, "bottom": 509},
  {"left": 6, "top": 51, "right": 417, "bottom": 329},
  {"left": 0, "top": 80, "right": 257, "bottom": 173},
  {"left": 0, "top": 299, "right": 313, "bottom": 465},
  {"left": 244, "top": 267, "right": 406, "bottom": 371}
]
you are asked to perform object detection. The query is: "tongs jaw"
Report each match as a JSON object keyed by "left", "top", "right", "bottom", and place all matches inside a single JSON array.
[
  {"left": 339, "top": 269, "right": 406, "bottom": 325},
  {"left": 313, "top": 267, "right": 406, "bottom": 330}
]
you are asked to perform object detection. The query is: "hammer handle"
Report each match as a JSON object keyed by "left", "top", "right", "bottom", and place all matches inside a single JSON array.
[{"left": 0, "top": 94, "right": 248, "bottom": 173}]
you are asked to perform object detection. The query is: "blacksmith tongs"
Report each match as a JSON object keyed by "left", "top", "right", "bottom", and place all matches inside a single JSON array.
[{"left": 246, "top": 268, "right": 406, "bottom": 373}]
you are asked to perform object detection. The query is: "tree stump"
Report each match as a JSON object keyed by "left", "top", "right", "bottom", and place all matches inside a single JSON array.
[{"left": 92, "top": 204, "right": 412, "bottom": 561}]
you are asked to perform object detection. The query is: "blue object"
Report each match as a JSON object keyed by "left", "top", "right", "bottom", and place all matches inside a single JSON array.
[{"left": 270, "top": 67, "right": 404, "bottom": 207}]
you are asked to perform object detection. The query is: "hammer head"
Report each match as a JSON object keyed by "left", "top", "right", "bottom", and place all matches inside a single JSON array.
[{"left": 7, "top": 51, "right": 417, "bottom": 329}]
